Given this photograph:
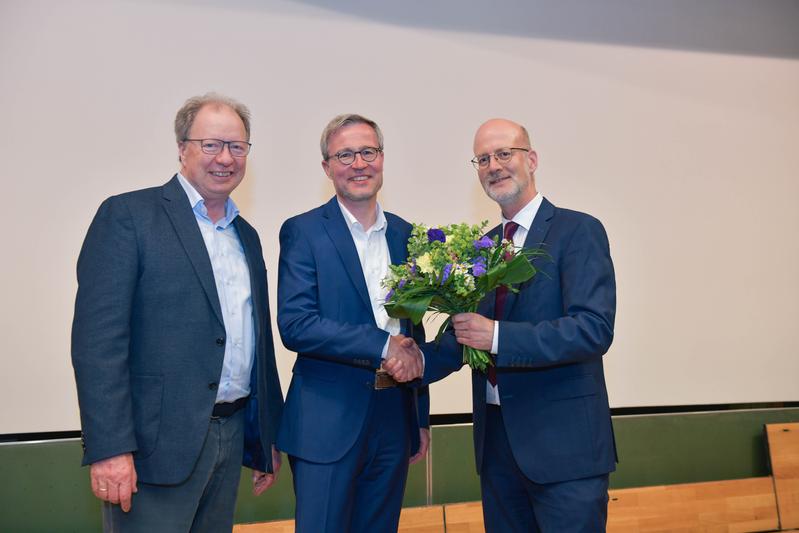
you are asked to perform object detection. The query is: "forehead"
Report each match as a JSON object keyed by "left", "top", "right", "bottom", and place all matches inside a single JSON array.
[
  {"left": 328, "top": 123, "right": 379, "bottom": 151},
  {"left": 190, "top": 104, "right": 246, "bottom": 138},
  {"left": 474, "top": 123, "right": 523, "bottom": 154}
]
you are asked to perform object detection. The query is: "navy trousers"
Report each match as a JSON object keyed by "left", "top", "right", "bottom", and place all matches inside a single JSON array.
[
  {"left": 290, "top": 387, "right": 412, "bottom": 533},
  {"left": 481, "top": 405, "right": 609, "bottom": 533}
]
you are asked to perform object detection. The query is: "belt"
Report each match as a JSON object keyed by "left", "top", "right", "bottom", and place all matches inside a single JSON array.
[
  {"left": 211, "top": 396, "right": 249, "bottom": 418},
  {"left": 374, "top": 369, "right": 398, "bottom": 390}
]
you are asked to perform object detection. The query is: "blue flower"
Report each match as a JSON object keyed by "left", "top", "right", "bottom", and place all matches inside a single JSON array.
[
  {"left": 471, "top": 256, "right": 487, "bottom": 277},
  {"left": 427, "top": 228, "right": 446, "bottom": 243},
  {"left": 440, "top": 263, "right": 453, "bottom": 284},
  {"left": 473, "top": 236, "right": 493, "bottom": 250}
]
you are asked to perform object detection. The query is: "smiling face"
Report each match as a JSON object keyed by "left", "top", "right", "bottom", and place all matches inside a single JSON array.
[
  {"left": 178, "top": 104, "right": 248, "bottom": 211},
  {"left": 473, "top": 118, "right": 538, "bottom": 218},
  {"left": 322, "top": 122, "right": 384, "bottom": 209}
]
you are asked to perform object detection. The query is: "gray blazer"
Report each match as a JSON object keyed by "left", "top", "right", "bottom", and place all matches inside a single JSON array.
[{"left": 71, "top": 175, "right": 283, "bottom": 484}]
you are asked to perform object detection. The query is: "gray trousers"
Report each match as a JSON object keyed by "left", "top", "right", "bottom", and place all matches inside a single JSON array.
[{"left": 102, "top": 410, "right": 245, "bottom": 533}]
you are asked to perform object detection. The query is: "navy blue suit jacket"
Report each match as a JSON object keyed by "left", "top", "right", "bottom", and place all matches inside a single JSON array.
[
  {"left": 276, "top": 197, "right": 429, "bottom": 463},
  {"left": 425, "top": 198, "right": 617, "bottom": 484},
  {"left": 71, "top": 175, "right": 283, "bottom": 483}
]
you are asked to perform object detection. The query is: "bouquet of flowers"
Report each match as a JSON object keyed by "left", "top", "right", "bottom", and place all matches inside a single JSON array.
[{"left": 383, "top": 222, "right": 546, "bottom": 372}]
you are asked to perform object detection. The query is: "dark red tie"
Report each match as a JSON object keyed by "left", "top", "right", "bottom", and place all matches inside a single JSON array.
[{"left": 488, "top": 221, "right": 519, "bottom": 386}]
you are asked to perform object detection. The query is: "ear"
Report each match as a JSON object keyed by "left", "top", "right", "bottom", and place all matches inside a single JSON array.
[
  {"left": 321, "top": 159, "right": 332, "bottom": 179},
  {"left": 527, "top": 149, "right": 538, "bottom": 173},
  {"left": 177, "top": 141, "right": 187, "bottom": 165}
]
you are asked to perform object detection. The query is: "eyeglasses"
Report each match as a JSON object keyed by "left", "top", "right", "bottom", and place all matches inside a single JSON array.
[
  {"left": 183, "top": 138, "right": 252, "bottom": 157},
  {"left": 327, "top": 147, "right": 383, "bottom": 165},
  {"left": 471, "top": 147, "right": 529, "bottom": 169}
]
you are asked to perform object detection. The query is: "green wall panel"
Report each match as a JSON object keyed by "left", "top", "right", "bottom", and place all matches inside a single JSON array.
[
  {"left": 0, "top": 440, "right": 100, "bottom": 533},
  {"left": 3, "top": 408, "right": 798, "bottom": 530},
  {"left": 430, "top": 425, "right": 481, "bottom": 504},
  {"left": 610, "top": 408, "right": 799, "bottom": 489}
]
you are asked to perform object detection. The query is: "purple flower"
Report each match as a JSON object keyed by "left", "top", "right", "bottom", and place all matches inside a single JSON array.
[
  {"left": 427, "top": 228, "right": 446, "bottom": 243},
  {"left": 398, "top": 279, "right": 407, "bottom": 289},
  {"left": 473, "top": 236, "right": 493, "bottom": 250},
  {"left": 440, "top": 263, "right": 453, "bottom": 284},
  {"left": 385, "top": 289, "right": 395, "bottom": 301},
  {"left": 410, "top": 263, "right": 417, "bottom": 275},
  {"left": 471, "top": 256, "right": 487, "bottom": 277}
]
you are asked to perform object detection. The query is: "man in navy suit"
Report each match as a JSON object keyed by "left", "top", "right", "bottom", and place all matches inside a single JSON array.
[
  {"left": 71, "top": 94, "right": 283, "bottom": 532},
  {"left": 277, "top": 114, "right": 429, "bottom": 533},
  {"left": 420, "top": 118, "right": 617, "bottom": 532}
]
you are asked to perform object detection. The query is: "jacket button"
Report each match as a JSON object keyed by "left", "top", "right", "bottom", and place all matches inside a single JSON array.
[
  {"left": 208, "top": 382, "right": 218, "bottom": 390},
  {"left": 216, "top": 338, "right": 225, "bottom": 346}
]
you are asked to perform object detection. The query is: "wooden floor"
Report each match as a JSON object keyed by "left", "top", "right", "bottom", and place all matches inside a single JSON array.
[
  {"left": 235, "top": 423, "right": 799, "bottom": 532},
  {"left": 233, "top": 506, "right": 445, "bottom": 533}
]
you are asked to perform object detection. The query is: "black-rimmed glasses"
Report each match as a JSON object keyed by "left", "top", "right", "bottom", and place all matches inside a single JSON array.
[
  {"left": 183, "top": 138, "right": 252, "bottom": 157},
  {"left": 471, "top": 147, "right": 529, "bottom": 169}
]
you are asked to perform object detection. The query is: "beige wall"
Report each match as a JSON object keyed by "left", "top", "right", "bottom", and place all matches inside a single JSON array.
[{"left": 1, "top": 0, "right": 797, "bottom": 433}]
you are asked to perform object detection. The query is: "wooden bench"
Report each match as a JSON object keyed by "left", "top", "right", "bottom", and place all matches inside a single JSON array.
[
  {"left": 607, "top": 477, "right": 778, "bottom": 532},
  {"left": 767, "top": 422, "right": 799, "bottom": 530}
]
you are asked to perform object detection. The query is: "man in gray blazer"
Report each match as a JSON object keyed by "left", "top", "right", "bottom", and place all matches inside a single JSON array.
[{"left": 71, "top": 93, "right": 283, "bottom": 532}]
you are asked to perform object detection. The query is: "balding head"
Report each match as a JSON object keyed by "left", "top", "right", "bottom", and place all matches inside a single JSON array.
[{"left": 473, "top": 118, "right": 531, "bottom": 154}]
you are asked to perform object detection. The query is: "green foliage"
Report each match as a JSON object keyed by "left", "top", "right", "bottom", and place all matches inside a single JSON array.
[{"left": 383, "top": 222, "right": 547, "bottom": 372}]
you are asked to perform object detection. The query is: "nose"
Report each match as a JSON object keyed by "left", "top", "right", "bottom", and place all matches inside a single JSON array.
[
  {"left": 351, "top": 153, "right": 368, "bottom": 169},
  {"left": 215, "top": 144, "right": 234, "bottom": 165},
  {"left": 487, "top": 154, "right": 503, "bottom": 172}
]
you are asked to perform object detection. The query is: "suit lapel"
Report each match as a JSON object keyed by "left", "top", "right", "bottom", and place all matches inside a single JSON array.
[
  {"left": 385, "top": 215, "right": 413, "bottom": 335},
  {"left": 235, "top": 218, "right": 262, "bottom": 344},
  {"left": 502, "top": 198, "right": 555, "bottom": 318},
  {"left": 478, "top": 224, "right": 503, "bottom": 318},
  {"left": 321, "top": 197, "right": 373, "bottom": 312},
  {"left": 385, "top": 217, "right": 407, "bottom": 265},
  {"left": 161, "top": 175, "right": 225, "bottom": 326}
]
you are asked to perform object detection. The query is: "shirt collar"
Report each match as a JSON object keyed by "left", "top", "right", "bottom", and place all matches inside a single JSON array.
[
  {"left": 501, "top": 192, "right": 543, "bottom": 232},
  {"left": 337, "top": 200, "right": 387, "bottom": 234},
  {"left": 177, "top": 173, "right": 240, "bottom": 228}
]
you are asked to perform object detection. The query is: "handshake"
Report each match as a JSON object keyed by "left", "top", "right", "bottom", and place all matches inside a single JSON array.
[{"left": 382, "top": 334, "right": 424, "bottom": 383}]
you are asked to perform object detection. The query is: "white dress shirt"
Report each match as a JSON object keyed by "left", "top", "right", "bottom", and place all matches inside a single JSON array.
[
  {"left": 338, "top": 201, "right": 401, "bottom": 358},
  {"left": 487, "top": 192, "right": 543, "bottom": 405},
  {"left": 178, "top": 174, "right": 255, "bottom": 403}
]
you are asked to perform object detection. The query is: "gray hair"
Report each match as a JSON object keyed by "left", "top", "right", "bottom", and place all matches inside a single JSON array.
[
  {"left": 320, "top": 113, "right": 383, "bottom": 160},
  {"left": 174, "top": 93, "right": 251, "bottom": 143}
]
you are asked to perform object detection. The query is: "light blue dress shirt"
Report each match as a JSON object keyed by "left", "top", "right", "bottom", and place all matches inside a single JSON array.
[{"left": 177, "top": 174, "right": 255, "bottom": 403}]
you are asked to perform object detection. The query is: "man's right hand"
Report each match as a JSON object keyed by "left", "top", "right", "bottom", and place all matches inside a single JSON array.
[
  {"left": 384, "top": 335, "right": 423, "bottom": 382},
  {"left": 90, "top": 452, "right": 138, "bottom": 512}
]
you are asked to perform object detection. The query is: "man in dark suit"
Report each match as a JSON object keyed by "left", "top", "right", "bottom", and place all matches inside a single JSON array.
[
  {"left": 276, "top": 114, "right": 429, "bottom": 533},
  {"left": 71, "top": 94, "right": 283, "bottom": 532},
  {"left": 421, "top": 118, "right": 617, "bottom": 532}
]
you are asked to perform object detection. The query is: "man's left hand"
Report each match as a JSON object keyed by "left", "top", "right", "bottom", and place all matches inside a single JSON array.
[
  {"left": 253, "top": 446, "right": 282, "bottom": 496},
  {"left": 452, "top": 313, "right": 494, "bottom": 351},
  {"left": 409, "top": 428, "right": 430, "bottom": 465}
]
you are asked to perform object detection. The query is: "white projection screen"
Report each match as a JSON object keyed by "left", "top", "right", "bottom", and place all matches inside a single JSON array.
[{"left": 1, "top": 0, "right": 798, "bottom": 434}]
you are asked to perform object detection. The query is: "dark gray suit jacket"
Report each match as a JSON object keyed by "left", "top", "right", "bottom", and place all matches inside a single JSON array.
[{"left": 71, "top": 175, "right": 283, "bottom": 484}]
